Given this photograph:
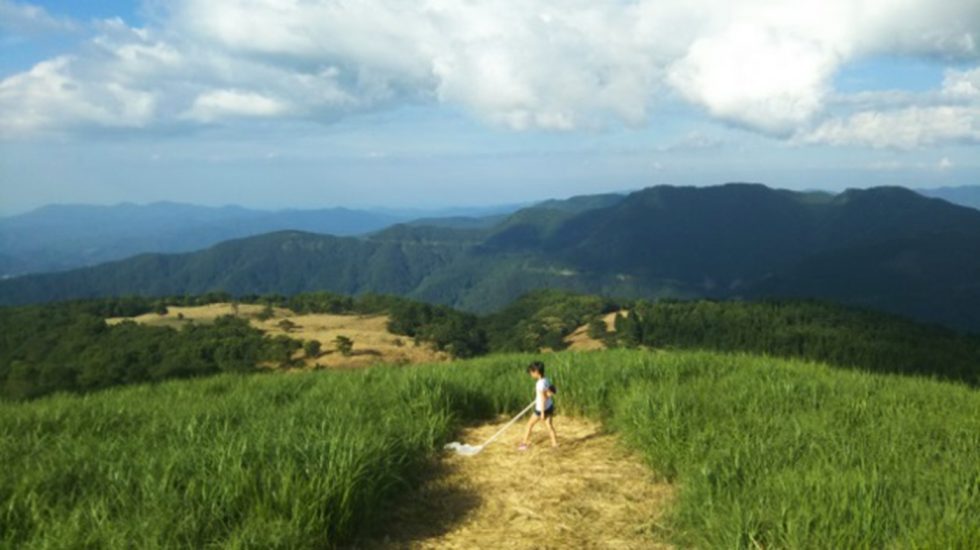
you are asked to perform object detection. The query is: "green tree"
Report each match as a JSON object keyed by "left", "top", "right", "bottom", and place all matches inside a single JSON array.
[
  {"left": 277, "top": 319, "right": 297, "bottom": 333},
  {"left": 587, "top": 317, "right": 608, "bottom": 340},
  {"left": 304, "top": 340, "right": 322, "bottom": 358},
  {"left": 614, "top": 312, "right": 643, "bottom": 348},
  {"left": 267, "top": 335, "right": 300, "bottom": 368},
  {"left": 256, "top": 305, "right": 275, "bottom": 321},
  {"left": 335, "top": 335, "right": 354, "bottom": 357}
]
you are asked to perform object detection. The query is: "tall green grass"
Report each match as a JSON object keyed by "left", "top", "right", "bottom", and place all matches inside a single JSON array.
[
  {"left": 583, "top": 352, "right": 980, "bottom": 548},
  {"left": 0, "top": 371, "right": 466, "bottom": 547},
  {"left": 2, "top": 350, "right": 978, "bottom": 547}
]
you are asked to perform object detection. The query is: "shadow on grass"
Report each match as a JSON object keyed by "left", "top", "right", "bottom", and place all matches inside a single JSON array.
[{"left": 348, "top": 458, "right": 481, "bottom": 549}]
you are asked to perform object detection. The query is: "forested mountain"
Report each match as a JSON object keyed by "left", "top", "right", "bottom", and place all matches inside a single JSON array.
[
  {"left": 540, "top": 185, "right": 980, "bottom": 283},
  {"left": 749, "top": 231, "right": 980, "bottom": 330},
  {"left": 0, "top": 202, "right": 403, "bottom": 277},
  {"left": 3, "top": 184, "right": 980, "bottom": 331}
]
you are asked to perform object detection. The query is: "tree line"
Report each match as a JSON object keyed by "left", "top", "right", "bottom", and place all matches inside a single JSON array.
[
  {"left": 0, "top": 305, "right": 299, "bottom": 400},
  {"left": 2, "top": 290, "right": 978, "bottom": 400},
  {"left": 471, "top": 291, "right": 980, "bottom": 385}
]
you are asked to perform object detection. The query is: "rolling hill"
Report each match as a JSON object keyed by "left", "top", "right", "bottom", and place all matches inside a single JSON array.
[
  {"left": 0, "top": 202, "right": 403, "bottom": 277},
  {"left": 0, "top": 202, "right": 526, "bottom": 277},
  {"left": 3, "top": 184, "right": 980, "bottom": 331}
]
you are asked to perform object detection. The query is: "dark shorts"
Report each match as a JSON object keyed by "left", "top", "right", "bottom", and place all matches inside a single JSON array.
[{"left": 534, "top": 405, "right": 555, "bottom": 419}]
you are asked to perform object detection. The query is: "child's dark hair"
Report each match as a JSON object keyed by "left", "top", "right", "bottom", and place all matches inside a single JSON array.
[{"left": 527, "top": 361, "right": 545, "bottom": 375}]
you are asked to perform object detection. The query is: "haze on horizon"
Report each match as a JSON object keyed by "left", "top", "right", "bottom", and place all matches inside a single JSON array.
[{"left": 1, "top": 0, "right": 979, "bottom": 215}]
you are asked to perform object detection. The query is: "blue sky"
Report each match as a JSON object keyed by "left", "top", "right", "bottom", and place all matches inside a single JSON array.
[{"left": 1, "top": 0, "right": 978, "bottom": 215}]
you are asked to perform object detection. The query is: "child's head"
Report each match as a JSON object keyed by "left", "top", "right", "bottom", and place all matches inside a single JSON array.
[{"left": 527, "top": 361, "right": 545, "bottom": 379}]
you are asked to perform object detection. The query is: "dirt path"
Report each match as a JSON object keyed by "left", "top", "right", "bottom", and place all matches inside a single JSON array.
[{"left": 361, "top": 415, "right": 674, "bottom": 549}]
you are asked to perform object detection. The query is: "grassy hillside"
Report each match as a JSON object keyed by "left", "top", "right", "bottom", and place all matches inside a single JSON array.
[
  {"left": 107, "top": 302, "right": 451, "bottom": 369},
  {"left": 0, "top": 293, "right": 481, "bottom": 400},
  {"left": 2, "top": 350, "right": 977, "bottom": 547},
  {"left": 5, "top": 184, "right": 980, "bottom": 331}
]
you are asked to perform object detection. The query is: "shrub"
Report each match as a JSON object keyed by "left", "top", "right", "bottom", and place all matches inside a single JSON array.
[{"left": 335, "top": 335, "right": 354, "bottom": 356}]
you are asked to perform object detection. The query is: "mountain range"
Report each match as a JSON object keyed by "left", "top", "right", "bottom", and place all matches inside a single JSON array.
[
  {"left": 0, "top": 202, "right": 520, "bottom": 277},
  {"left": 4, "top": 185, "right": 974, "bottom": 279},
  {"left": 2, "top": 183, "right": 979, "bottom": 332}
]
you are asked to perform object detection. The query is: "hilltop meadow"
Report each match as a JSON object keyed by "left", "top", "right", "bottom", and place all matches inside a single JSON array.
[
  {"left": 6, "top": 1, "right": 980, "bottom": 546},
  {"left": 2, "top": 291, "right": 979, "bottom": 547},
  {"left": 1, "top": 350, "right": 978, "bottom": 547}
]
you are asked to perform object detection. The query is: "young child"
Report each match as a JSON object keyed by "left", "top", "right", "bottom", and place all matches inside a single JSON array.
[{"left": 519, "top": 361, "right": 558, "bottom": 450}]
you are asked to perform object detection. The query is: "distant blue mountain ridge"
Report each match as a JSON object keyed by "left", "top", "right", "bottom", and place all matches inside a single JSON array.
[
  {"left": 0, "top": 201, "right": 523, "bottom": 277},
  {"left": 2, "top": 184, "right": 980, "bottom": 333},
  {"left": 916, "top": 185, "right": 980, "bottom": 211}
]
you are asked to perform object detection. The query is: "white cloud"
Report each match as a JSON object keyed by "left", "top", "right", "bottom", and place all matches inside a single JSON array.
[
  {"left": 799, "top": 105, "right": 980, "bottom": 149},
  {"left": 1, "top": 0, "right": 979, "bottom": 137},
  {"left": 938, "top": 156, "right": 954, "bottom": 171},
  {"left": 0, "top": 56, "right": 156, "bottom": 136},
  {"left": 799, "top": 65, "right": 980, "bottom": 149},
  {"left": 942, "top": 66, "right": 980, "bottom": 99},
  {"left": 665, "top": 7, "right": 848, "bottom": 136},
  {"left": 184, "top": 89, "right": 290, "bottom": 122}
]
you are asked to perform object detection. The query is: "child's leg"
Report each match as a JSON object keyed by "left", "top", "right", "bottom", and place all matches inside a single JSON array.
[
  {"left": 545, "top": 415, "right": 558, "bottom": 447},
  {"left": 521, "top": 415, "right": 540, "bottom": 445}
]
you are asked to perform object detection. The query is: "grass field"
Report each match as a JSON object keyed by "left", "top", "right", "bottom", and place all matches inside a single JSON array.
[
  {"left": 2, "top": 350, "right": 978, "bottom": 548},
  {"left": 107, "top": 303, "right": 449, "bottom": 368},
  {"left": 564, "top": 310, "right": 620, "bottom": 351}
]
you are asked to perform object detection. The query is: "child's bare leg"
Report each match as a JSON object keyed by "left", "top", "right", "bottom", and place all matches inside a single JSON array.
[
  {"left": 522, "top": 415, "right": 539, "bottom": 445},
  {"left": 545, "top": 416, "right": 558, "bottom": 447}
]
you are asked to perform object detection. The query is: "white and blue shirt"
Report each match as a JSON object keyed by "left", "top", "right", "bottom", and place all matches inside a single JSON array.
[{"left": 535, "top": 377, "right": 554, "bottom": 411}]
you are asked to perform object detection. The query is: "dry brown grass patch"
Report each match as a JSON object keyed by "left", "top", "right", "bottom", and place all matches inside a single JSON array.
[
  {"left": 107, "top": 303, "right": 449, "bottom": 369},
  {"left": 565, "top": 310, "right": 625, "bottom": 351},
  {"left": 363, "top": 414, "right": 673, "bottom": 549}
]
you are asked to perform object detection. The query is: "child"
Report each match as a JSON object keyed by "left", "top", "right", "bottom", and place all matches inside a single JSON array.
[{"left": 519, "top": 361, "right": 558, "bottom": 450}]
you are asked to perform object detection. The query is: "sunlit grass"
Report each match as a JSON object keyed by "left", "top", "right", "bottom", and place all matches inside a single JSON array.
[{"left": 2, "top": 350, "right": 978, "bottom": 547}]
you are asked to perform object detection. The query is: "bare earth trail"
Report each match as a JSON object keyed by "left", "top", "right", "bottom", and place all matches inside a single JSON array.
[{"left": 360, "top": 416, "right": 674, "bottom": 549}]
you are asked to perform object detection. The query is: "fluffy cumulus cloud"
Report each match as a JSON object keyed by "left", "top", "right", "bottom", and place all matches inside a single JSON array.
[
  {"left": 1, "top": 0, "right": 979, "bottom": 141},
  {"left": 799, "top": 66, "right": 980, "bottom": 148},
  {"left": 0, "top": 56, "right": 156, "bottom": 133},
  {"left": 943, "top": 66, "right": 980, "bottom": 99}
]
